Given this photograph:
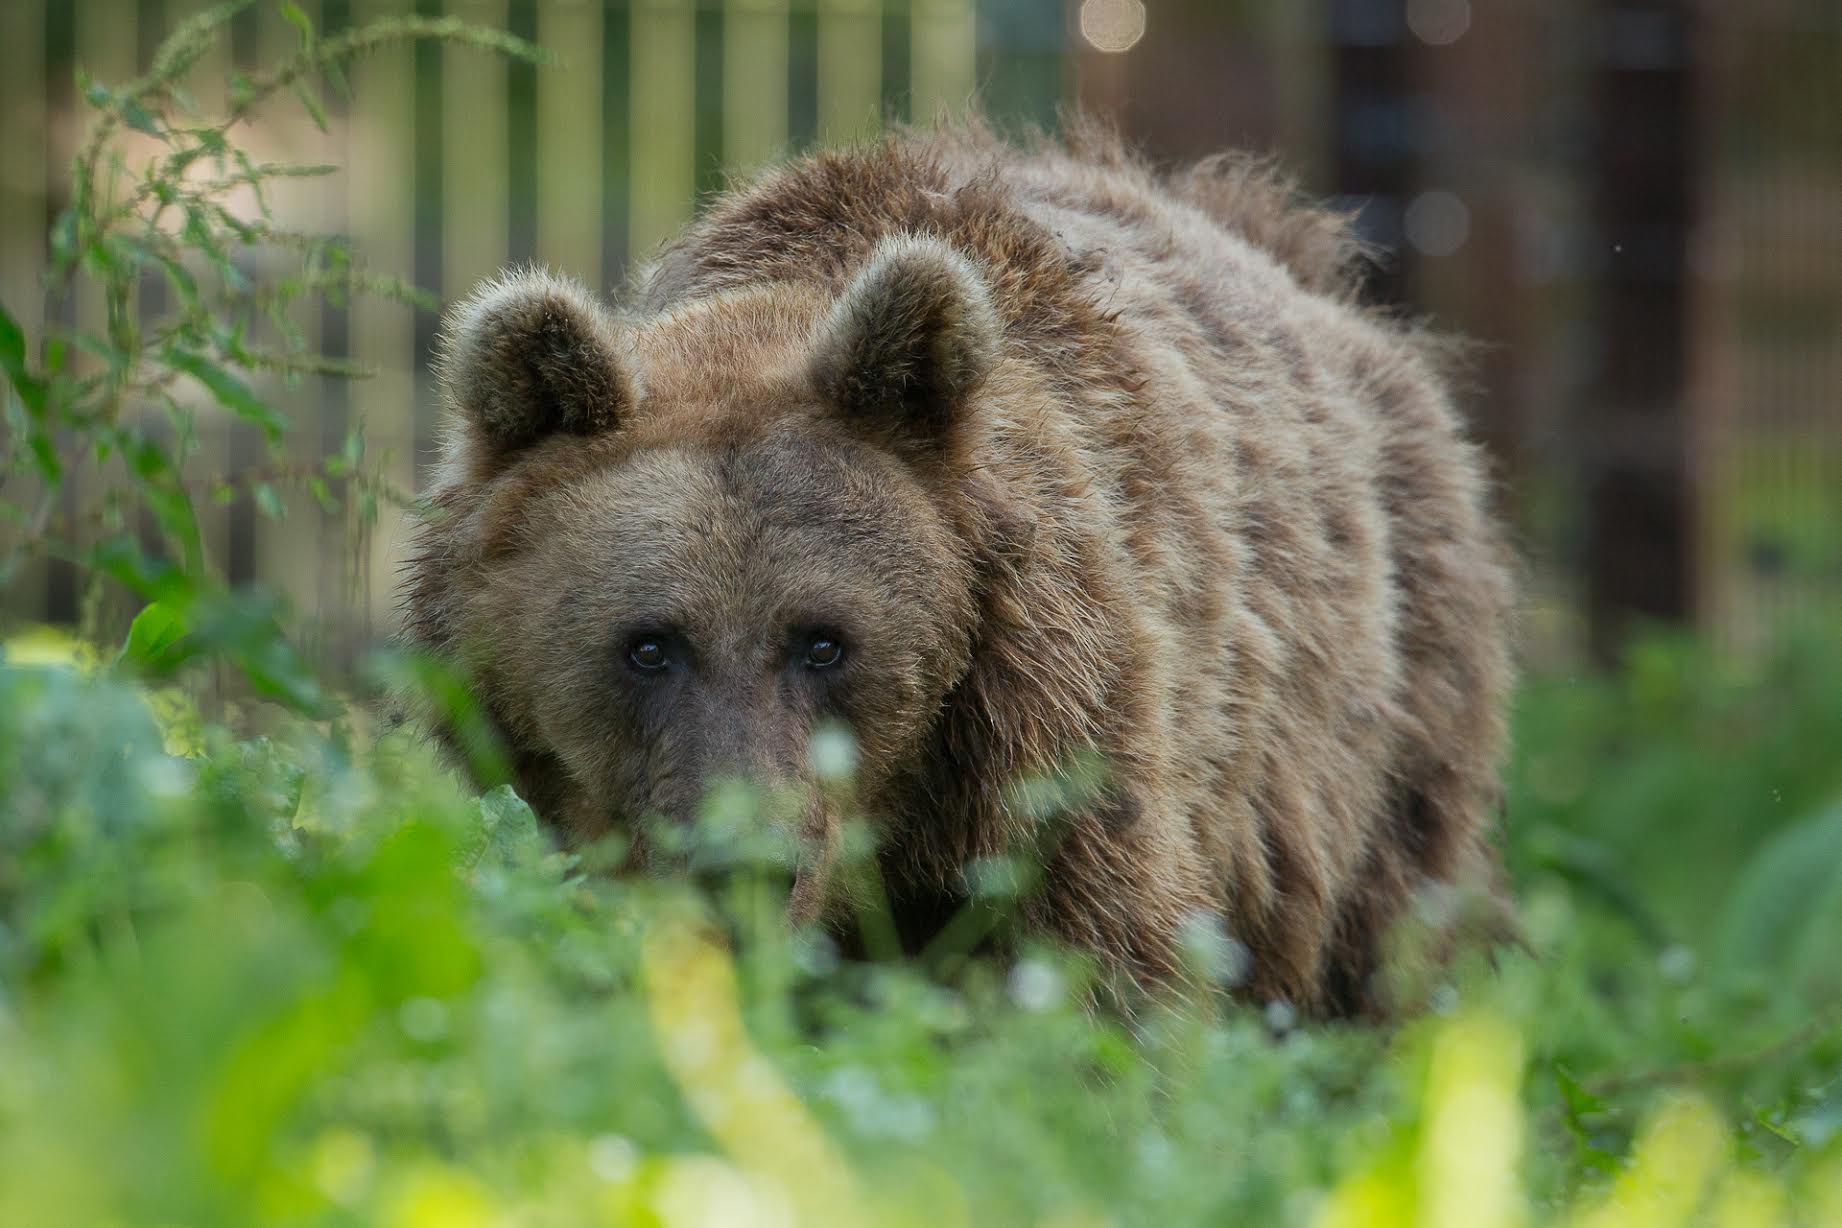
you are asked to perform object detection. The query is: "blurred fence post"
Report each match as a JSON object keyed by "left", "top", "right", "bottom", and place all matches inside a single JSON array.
[
  {"left": 0, "top": 0, "right": 48, "bottom": 623},
  {"left": 1411, "top": 0, "right": 1539, "bottom": 517},
  {"left": 724, "top": 0, "right": 790, "bottom": 170},
  {"left": 911, "top": 0, "right": 975, "bottom": 124},
  {"left": 0, "top": 0, "right": 45, "bottom": 345},
  {"left": 537, "top": 0, "right": 605, "bottom": 282},
  {"left": 1267, "top": 0, "right": 1330, "bottom": 188},
  {"left": 1328, "top": 0, "right": 1413, "bottom": 306},
  {"left": 631, "top": 0, "right": 696, "bottom": 260},
  {"left": 818, "top": 0, "right": 883, "bottom": 143},
  {"left": 443, "top": 0, "right": 511, "bottom": 298},
  {"left": 1582, "top": 0, "right": 1699, "bottom": 660},
  {"left": 247, "top": 0, "right": 331, "bottom": 619},
  {"left": 59, "top": 1, "right": 142, "bottom": 626},
  {"left": 351, "top": 0, "right": 418, "bottom": 639}
]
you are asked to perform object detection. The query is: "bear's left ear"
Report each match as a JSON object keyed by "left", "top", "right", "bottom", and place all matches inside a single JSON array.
[
  {"left": 809, "top": 235, "right": 1001, "bottom": 449},
  {"left": 435, "top": 268, "right": 632, "bottom": 463}
]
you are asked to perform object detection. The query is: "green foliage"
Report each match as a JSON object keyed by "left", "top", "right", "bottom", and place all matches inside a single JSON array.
[
  {"left": 4, "top": 10, "right": 1838, "bottom": 1226},
  {"left": 1509, "top": 625, "right": 1842, "bottom": 962},
  {"left": 0, "top": 0, "right": 541, "bottom": 705},
  {"left": 0, "top": 633, "right": 1839, "bottom": 1227}
]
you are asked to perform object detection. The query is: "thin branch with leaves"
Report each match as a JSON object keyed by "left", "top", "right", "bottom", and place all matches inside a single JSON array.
[{"left": 0, "top": 0, "right": 542, "bottom": 710}]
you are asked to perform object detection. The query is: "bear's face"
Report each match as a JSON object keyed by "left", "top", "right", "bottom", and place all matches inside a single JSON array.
[
  {"left": 473, "top": 424, "right": 977, "bottom": 882},
  {"left": 418, "top": 236, "right": 1005, "bottom": 918}
]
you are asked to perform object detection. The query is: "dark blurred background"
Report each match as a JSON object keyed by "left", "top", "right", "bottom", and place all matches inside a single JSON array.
[{"left": 2, "top": 0, "right": 1838, "bottom": 667}]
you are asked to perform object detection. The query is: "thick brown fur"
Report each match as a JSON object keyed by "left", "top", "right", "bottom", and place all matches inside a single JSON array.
[{"left": 402, "top": 121, "right": 1516, "bottom": 1017}]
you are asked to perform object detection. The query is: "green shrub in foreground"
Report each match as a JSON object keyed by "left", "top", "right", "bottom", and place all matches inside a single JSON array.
[{"left": 1, "top": 631, "right": 1840, "bottom": 1227}]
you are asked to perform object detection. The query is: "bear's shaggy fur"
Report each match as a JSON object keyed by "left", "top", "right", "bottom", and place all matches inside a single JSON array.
[{"left": 402, "top": 123, "right": 1515, "bottom": 1016}]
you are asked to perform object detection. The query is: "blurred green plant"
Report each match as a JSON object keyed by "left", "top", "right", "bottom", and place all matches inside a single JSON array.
[
  {"left": 1, "top": 629, "right": 1839, "bottom": 1227},
  {"left": 0, "top": 0, "right": 541, "bottom": 709}
]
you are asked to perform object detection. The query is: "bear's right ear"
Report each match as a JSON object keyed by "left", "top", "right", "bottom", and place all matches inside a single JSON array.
[
  {"left": 808, "top": 234, "right": 1000, "bottom": 453},
  {"left": 435, "top": 269, "right": 632, "bottom": 461}
]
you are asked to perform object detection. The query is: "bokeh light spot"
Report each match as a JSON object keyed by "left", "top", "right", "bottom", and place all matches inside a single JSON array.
[
  {"left": 1079, "top": 0, "right": 1147, "bottom": 54},
  {"left": 1405, "top": 189, "right": 1472, "bottom": 257},
  {"left": 1407, "top": 0, "right": 1472, "bottom": 46}
]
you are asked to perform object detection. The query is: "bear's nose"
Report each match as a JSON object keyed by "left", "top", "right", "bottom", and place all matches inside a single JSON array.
[
  {"left": 675, "top": 687, "right": 801, "bottom": 818},
  {"left": 695, "top": 708, "right": 783, "bottom": 784}
]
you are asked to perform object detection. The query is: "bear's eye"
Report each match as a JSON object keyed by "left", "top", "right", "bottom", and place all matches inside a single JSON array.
[
  {"left": 628, "top": 638, "right": 670, "bottom": 672},
  {"left": 804, "top": 635, "right": 844, "bottom": 669}
]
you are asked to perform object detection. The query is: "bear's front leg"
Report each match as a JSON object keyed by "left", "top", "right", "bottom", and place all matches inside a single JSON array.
[{"left": 1029, "top": 791, "right": 1220, "bottom": 998}]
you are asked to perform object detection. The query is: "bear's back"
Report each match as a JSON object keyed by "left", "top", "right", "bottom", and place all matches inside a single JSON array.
[{"left": 1000, "top": 136, "right": 1513, "bottom": 1007}]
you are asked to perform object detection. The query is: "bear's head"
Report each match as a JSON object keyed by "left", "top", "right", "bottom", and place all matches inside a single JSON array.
[{"left": 409, "top": 235, "right": 1019, "bottom": 920}]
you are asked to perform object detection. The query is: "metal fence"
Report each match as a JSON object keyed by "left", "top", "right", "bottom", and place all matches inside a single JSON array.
[
  {"left": 1695, "top": 3, "right": 1842, "bottom": 653},
  {"left": 0, "top": 0, "right": 1007, "bottom": 655},
  {"left": 2, "top": 0, "right": 1838, "bottom": 663}
]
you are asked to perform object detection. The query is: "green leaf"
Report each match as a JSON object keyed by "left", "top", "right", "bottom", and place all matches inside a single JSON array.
[
  {"left": 121, "top": 99, "right": 163, "bottom": 137},
  {"left": 1716, "top": 802, "right": 1842, "bottom": 1000},
  {"left": 0, "top": 299, "right": 48, "bottom": 418},
  {"left": 308, "top": 475, "right": 335, "bottom": 513},
  {"left": 119, "top": 601, "right": 195, "bottom": 675},
  {"left": 86, "top": 534, "right": 186, "bottom": 600},
  {"left": 165, "top": 348, "right": 287, "bottom": 443},
  {"left": 145, "top": 484, "right": 206, "bottom": 573},
  {"left": 28, "top": 431, "right": 62, "bottom": 482},
  {"left": 114, "top": 431, "right": 205, "bottom": 570},
  {"left": 280, "top": 1, "right": 314, "bottom": 47},
  {"left": 254, "top": 483, "right": 285, "bottom": 521},
  {"left": 0, "top": 301, "right": 57, "bottom": 484},
  {"left": 48, "top": 208, "right": 79, "bottom": 273},
  {"left": 70, "top": 330, "right": 128, "bottom": 371},
  {"left": 185, "top": 589, "right": 334, "bottom": 718},
  {"left": 291, "top": 80, "right": 329, "bottom": 133},
  {"left": 228, "top": 71, "right": 256, "bottom": 111},
  {"left": 364, "top": 647, "right": 511, "bottom": 786},
  {"left": 1554, "top": 1065, "right": 1605, "bottom": 1123},
  {"left": 1553, "top": 1066, "right": 1620, "bottom": 1174},
  {"left": 472, "top": 784, "right": 546, "bottom": 870},
  {"left": 119, "top": 236, "right": 201, "bottom": 312}
]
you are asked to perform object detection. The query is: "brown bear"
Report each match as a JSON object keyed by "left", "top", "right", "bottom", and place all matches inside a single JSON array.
[{"left": 401, "top": 122, "right": 1515, "bottom": 1017}]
